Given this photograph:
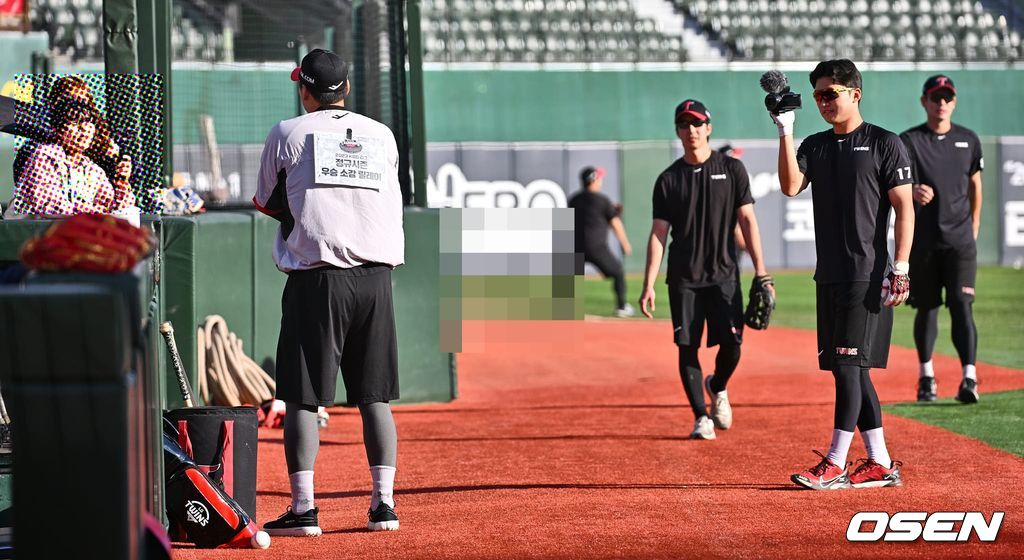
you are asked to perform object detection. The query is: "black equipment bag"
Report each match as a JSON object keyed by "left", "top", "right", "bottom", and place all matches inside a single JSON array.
[
  {"left": 162, "top": 430, "right": 258, "bottom": 548},
  {"left": 163, "top": 406, "right": 258, "bottom": 520}
]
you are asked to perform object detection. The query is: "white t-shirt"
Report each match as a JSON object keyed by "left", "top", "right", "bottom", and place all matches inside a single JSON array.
[{"left": 254, "top": 107, "right": 405, "bottom": 272}]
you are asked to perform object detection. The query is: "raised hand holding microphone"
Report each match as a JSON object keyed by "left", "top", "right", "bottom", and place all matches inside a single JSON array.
[{"left": 760, "top": 70, "right": 801, "bottom": 136}]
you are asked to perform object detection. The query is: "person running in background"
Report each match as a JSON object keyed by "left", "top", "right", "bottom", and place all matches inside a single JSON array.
[{"left": 569, "top": 165, "right": 634, "bottom": 317}]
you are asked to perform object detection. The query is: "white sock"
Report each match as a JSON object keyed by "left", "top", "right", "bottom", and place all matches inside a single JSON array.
[
  {"left": 963, "top": 364, "right": 977, "bottom": 381},
  {"left": 289, "top": 470, "right": 315, "bottom": 514},
  {"left": 861, "top": 427, "right": 892, "bottom": 468},
  {"left": 370, "top": 465, "right": 396, "bottom": 509},
  {"left": 826, "top": 429, "right": 855, "bottom": 467},
  {"left": 919, "top": 360, "right": 935, "bottom": 378}
]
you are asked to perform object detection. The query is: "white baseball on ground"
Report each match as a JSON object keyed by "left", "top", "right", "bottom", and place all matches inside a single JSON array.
[{"left": 251, "top": 530, "right": 271, "bottom": 549}]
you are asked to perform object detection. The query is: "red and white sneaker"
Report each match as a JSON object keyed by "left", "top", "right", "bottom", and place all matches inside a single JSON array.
[
  {"left": 791, "top": 451, "right": 850, "bottom": 490},
  {"left": 849, "top": 458, "right": 904, "bottom": 488}
]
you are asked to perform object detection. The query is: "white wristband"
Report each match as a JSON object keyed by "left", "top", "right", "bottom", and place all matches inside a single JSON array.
[
  {"left": 894, "top": 261, "right": 910, "bottom": 275},
  {"left": 777, "top": 125, "right": 792, "bottom": 137}
]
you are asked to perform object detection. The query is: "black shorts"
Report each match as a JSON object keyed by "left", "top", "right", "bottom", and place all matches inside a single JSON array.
[
  {"left": 668, "top": 281, "right": 743, "bottom": 348},
  {"left": 908, "top": 244, "right": 977, "bottom": 309},
  {"left": 816, "top": 281, "right": 893, "bottom": 371},
  {"left": 275, "top": 264, "right": 399, "bottom": 407}
]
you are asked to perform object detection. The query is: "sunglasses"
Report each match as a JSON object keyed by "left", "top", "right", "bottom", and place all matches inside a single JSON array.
[
  {"left": 928, "top": 91, "right": 955, "bottom": 103},
  {"left": 676, "top": 118, "right": 708, "bottom": 128},
  {"left": 812, "top": 86, "right": 855, "bottom": 102}
]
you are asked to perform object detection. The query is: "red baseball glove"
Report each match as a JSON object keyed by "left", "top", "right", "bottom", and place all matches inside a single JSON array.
[{"left": 20, "top": 213, "right": 154, "bottom": 273}]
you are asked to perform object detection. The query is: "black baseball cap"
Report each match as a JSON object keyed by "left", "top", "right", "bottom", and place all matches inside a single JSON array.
[
  {"left": 580, "top": 166, "right": 606, "bottom": 186},
  {"left": 923, "top": 75, "right": 956, "bottom": 97},
  {"left": 675, "top": 99, "right": 711, "bottom": 124},
  {"left": 291, "top": 49, "right": 349, "bottom": 94}
]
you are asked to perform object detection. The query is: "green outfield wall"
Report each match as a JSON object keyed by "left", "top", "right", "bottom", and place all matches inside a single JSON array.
[
  {"left": 158, "top": 67, "right": 1024, "bottom": 147},
  {"left": 422, "top": 68, "right": 1024, "bottom": 142}
]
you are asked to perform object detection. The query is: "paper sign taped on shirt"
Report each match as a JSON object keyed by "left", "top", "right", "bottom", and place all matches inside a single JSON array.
[{"left": 313, "top": 130, "right": 386, "bottom": 190}]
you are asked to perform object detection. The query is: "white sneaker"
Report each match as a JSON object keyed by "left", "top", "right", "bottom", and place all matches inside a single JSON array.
[
  {"left": 615, "top": 303, "right": 635, "bottom": 318},
  {"left": 704, "top": 374, "right": 733, "bottom": 430},
  {"left": 690, "top": 415, "right": 716, "bottom": 440}
]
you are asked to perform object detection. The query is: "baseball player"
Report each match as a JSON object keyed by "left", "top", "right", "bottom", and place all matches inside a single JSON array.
[
  {"left": 899, "top": 75, "right": 984, "bottom": 404},
  {"left": 254, "top": 49, "right": 404, "bottom": 535},
  {"left": 773, "top": 59, "right": 914, "bottom": 490},
  {"left": 640, "top": 99, "right": 773, "bottom": 441},
  {"left": 569, "top": 165, "right": 634, "bottom": 317}
]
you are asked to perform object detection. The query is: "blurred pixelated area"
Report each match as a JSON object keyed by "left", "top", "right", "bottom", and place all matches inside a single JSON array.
[
  {"left": 7, "top": 73, "right": 164, "bottom": 215},
  {"left": 441, "top": 208, "right": 584, "bottom": 352}
]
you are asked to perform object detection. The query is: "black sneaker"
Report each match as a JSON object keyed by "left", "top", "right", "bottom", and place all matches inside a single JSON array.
[
  {"left": 367, "top": 502, "right": 399, "bottom": 531},
  {"left": 956, "top": 378, "right": 979, "bottom": 404},
  {"left": 917, "top": 377, "right": 937, "bottom": 402},
  {"left": 263, "top": 506, "right": 322, "bottom": 537}
]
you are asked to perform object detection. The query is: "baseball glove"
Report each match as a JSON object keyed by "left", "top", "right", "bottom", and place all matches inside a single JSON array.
[
  {"left": 20, "top": 213, "right": 154, "bottom": 273},
  {"left": 743, "top": 274, "right": 775, "bottom": 330}
]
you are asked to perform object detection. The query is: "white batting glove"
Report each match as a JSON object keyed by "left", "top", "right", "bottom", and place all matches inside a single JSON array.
[{"left": 770, "top": 111, "right": 795, "bottom": 137}]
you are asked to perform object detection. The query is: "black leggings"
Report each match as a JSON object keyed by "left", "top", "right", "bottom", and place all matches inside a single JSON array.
[
  {"left": 913, "top": 301, "right": 977, "bottom": 366},
  {"left": 586, "top": 248, "right": 626, "bottom": 309},
  {"left": 832, "top": 366, "right": 882, "bottom": 432},
  {"left": 678, "top": 343, "right": 741, "bottom": 419}
]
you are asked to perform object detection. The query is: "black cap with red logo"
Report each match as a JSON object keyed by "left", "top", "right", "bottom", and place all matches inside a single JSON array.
[
  {"left": 922, "top": 75, "right": 956, "bottom": 97},
  {"left": 674, "top": 99, "right": 711, "bottom": 124}
]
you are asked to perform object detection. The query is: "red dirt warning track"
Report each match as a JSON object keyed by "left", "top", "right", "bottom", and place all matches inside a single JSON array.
[{"left": 174, "top": 320, "right": 1024, "bottom": 559}]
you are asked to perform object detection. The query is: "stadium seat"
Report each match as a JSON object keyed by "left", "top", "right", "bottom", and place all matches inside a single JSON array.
[{"left": 669, "top": 0, "right": 1021, "bottom": 61}]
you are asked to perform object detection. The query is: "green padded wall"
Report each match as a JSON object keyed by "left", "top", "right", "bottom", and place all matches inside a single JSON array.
[
  {"left": 332, "top": 207, "right": 454, "bottom": 404},
  {"left": 0, "top": 212, "right": 454, "bottom": 409},
  {"left": 162, "top": 212, "right": 257, "bottom": 408},
  {"left": 161, "top": 216, "right": 199, "bottom": 407},
  {"left": 620, "top": 142, "right": 673, "bottom": 275},
  {"left": 252, "top": 214, "right": 287, "bottom": 376},
  {"left": 391, "top": 208, "right": 453, "bottom": 403},
  {"left": 0, "top": 220, "right": 52, "bottom": 263}
]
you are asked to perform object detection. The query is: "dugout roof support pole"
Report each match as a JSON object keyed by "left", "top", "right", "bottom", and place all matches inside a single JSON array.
[
  {"left": 103, "top": 0, "right": 138, "bottom": 73},
  {"left": 137, "top": 0, "right": 173, "bottom": 193},
  {"left": 406, "top": 0, "right": 428, "bottom": 208},
  {"left": 104, "top": 0, "right": 173, "bottom": 196}
]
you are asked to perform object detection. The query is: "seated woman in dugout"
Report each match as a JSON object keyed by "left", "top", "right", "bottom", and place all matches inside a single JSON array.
[{"left": 5, "top": 98, "right": 133, "bottom": 218}]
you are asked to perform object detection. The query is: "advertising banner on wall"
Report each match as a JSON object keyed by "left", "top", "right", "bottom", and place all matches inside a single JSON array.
[
  {"left": 1000, "top": 137, "right": 1024, "bottom": 267},
  {"left": 426, "top": 140, "right": 819, "bottom": 270},
  {"left": 172, "top": 136, "right": 1007, "bottom": 270}
]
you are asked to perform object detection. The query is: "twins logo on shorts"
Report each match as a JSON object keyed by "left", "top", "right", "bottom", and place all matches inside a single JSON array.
[{"left": 836, "top": 347, "right": 859, "bottom": 356}]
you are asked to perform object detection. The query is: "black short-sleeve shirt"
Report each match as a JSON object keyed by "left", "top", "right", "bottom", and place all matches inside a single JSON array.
[
  {"left": 568, "top": 190, "right": 616, "bottom": 255},
  {"left": 899, "top": 123, "right": 983, "bottom": 251},
  {"left": 797, "top": 122, "right": 911, "bottom": 284},
  {"left": 652, "top": 151, "right": 753, "bottom": 287}
]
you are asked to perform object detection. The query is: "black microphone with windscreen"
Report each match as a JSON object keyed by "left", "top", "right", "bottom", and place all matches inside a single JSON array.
[{"left": 760, "top": 70, "right": 802, "bottom": 114}]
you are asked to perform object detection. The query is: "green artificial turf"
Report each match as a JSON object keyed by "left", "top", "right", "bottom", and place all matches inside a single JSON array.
[
  {"left": 583, "top": 267, "right": 1024, "bottom": 456},
  {"left": 884, "top": 390, "right": 1024, "bottom": 457},
  {"left": 582, "top": 267, "right": 1024, "bottom": 369}
]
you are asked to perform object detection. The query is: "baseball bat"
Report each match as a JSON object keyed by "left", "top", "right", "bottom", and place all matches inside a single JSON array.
[{"left": 160, "top": 321, "right": 195, "bottom": 407}]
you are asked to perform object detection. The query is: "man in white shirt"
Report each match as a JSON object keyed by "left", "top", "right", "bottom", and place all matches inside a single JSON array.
[{"left": 254, "top": 48, "right": 405, "bottom": 535}]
